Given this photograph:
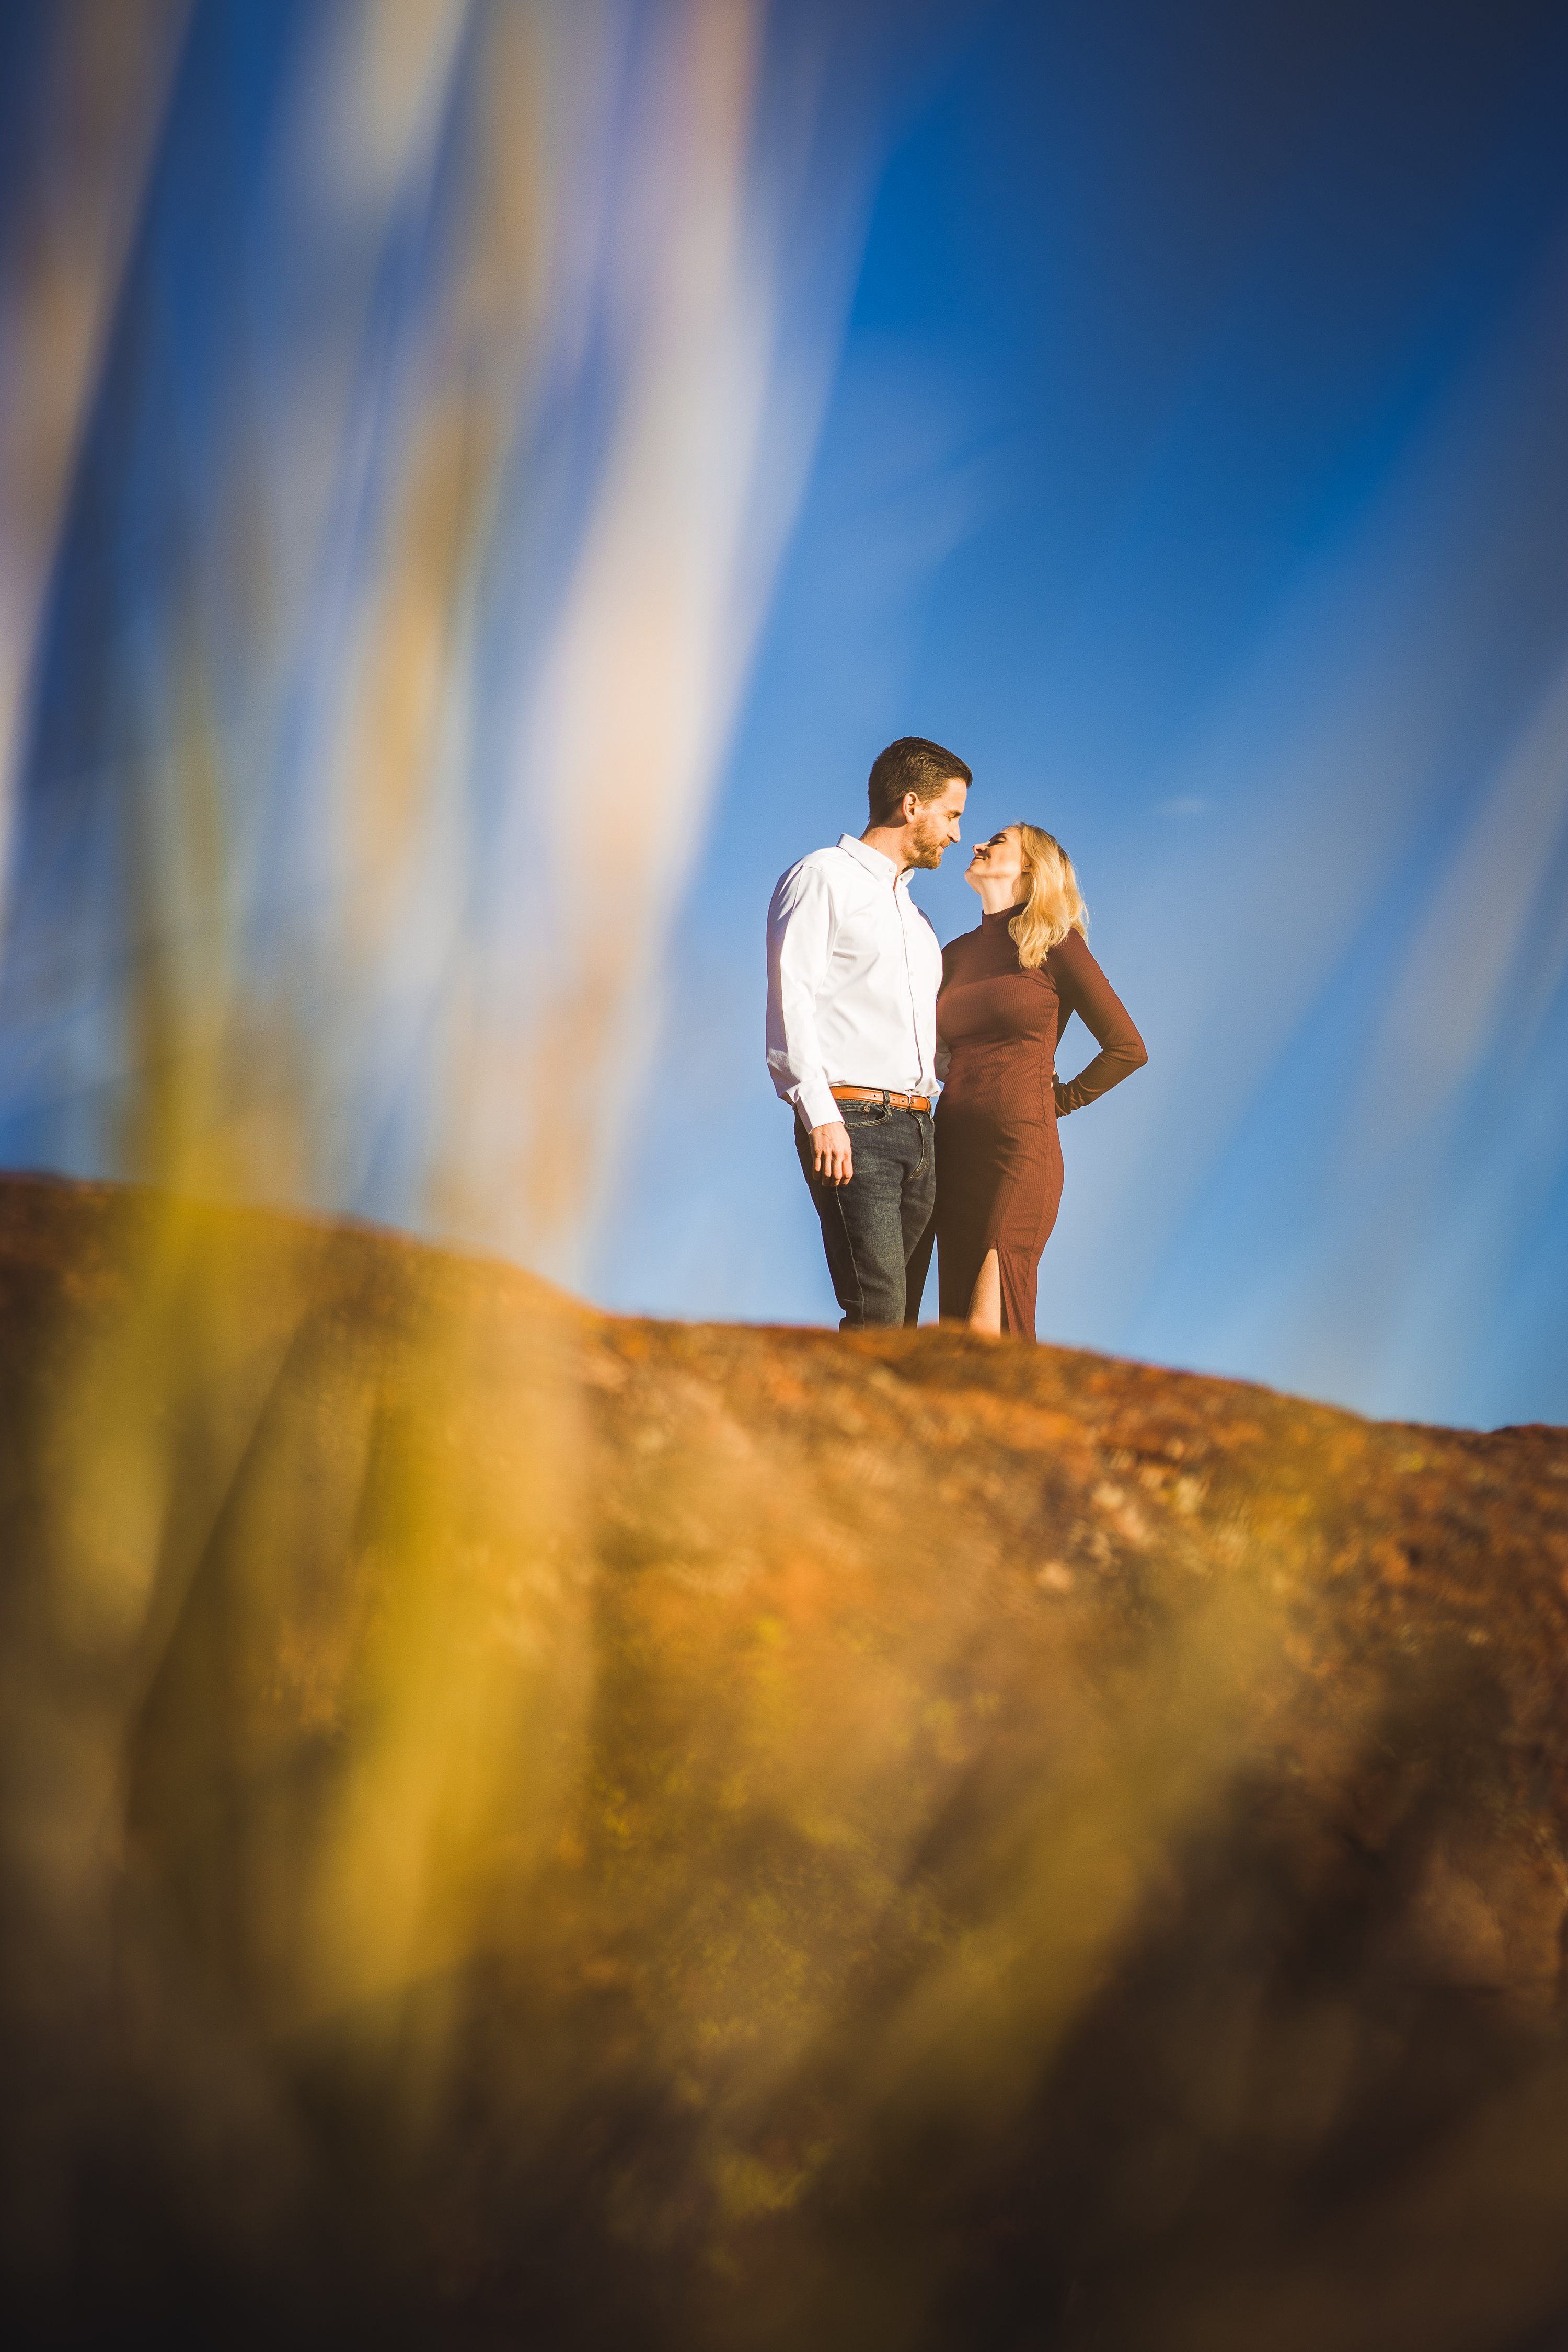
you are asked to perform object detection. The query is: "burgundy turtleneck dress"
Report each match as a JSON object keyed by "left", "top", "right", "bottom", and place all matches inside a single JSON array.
[{"left": 935, "top": 909, "right": 1146, "bottom": 1336}]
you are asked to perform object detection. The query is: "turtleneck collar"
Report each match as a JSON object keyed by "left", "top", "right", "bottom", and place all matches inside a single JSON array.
[{"left": 981, "top": 900, "right": 1028, "bottom": 927}]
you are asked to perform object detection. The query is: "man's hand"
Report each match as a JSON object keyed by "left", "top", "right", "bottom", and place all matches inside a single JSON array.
[{"left": 810, "top": 1119, "right": 854, "bottom": 1187}]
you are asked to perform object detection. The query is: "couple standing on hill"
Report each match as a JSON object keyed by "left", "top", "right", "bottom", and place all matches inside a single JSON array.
[{"left": 765, "top": 737, "right": 1147, "bottom": 1340}]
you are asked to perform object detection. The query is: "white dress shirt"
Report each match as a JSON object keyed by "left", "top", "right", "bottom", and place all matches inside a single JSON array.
[{"left": 766, "top": 834, "right": 943, "bottom": 1131}]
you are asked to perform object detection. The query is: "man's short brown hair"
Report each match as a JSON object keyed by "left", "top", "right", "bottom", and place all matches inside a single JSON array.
[{"left": 867, "top": 736, "right": 972, "bottom": 827}]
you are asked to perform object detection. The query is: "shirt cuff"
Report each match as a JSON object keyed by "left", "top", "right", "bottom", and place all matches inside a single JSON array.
[{"left": 795, "top": 1078, "right": 841, "bottom": 1132}]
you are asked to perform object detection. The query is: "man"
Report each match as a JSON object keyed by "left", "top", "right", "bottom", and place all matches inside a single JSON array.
[{"left": 766, "top": 736, "right": 971, "bottom": 1329}]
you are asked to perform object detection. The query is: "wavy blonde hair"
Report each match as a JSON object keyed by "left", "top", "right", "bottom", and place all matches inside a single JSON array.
[{"left": 1008, "top": 824, "right": 1088, "bottom": 970}]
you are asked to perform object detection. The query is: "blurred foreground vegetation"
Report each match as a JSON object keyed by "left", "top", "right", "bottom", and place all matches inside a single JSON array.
[{"left": 2, "top": 1173, "right": 1567, "bottom": 2351}]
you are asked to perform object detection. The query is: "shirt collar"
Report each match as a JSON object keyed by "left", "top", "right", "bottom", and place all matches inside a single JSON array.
[{"left": 837, "top": 833, "right": 907, "bottom": 888}]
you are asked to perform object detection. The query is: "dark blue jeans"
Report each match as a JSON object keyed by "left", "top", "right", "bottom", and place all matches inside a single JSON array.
[{"left": 795, "top": 1101, "right": 935, "bottom": 1329}]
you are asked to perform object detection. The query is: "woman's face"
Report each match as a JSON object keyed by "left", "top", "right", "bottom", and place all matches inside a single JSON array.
[{"left": 966, "top": 826, "right": 1024, "bottom": 894}]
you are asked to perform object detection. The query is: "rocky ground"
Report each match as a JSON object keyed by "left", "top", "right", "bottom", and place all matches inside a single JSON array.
[{"left": 2, "top": 1171, "right": 1567, "bottom": 2350}]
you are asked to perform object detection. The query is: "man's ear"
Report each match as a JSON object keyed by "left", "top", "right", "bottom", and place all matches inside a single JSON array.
[{"left": 901, "top": 791, "right": 921, "bottom": 827}]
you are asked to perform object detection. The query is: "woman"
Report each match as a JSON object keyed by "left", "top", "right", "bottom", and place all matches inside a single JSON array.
[{"left": 935, "top": 825, "right": 1146, "bottom": 1336}]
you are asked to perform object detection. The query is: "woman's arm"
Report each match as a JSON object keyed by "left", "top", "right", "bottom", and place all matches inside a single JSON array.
[{"left": 1049, "top": 931, "right": 1147, "bottom": 1117}]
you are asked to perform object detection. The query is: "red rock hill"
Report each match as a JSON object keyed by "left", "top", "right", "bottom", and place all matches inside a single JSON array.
[{"left": 1, "top": 1172, "right": 1566, "bottom": 2351}]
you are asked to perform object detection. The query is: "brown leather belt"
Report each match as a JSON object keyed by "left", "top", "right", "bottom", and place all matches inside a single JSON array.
[{"left": 831, "top": 1084, "right": 932, "bottom": 1113}]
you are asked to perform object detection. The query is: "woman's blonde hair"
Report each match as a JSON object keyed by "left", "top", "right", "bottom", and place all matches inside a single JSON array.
[{"left": 1007, "top": 824, "right": 1088, "bottom": 970}]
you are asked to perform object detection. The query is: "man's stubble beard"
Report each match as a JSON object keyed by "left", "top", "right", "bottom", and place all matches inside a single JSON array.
[{"left": 908, "top": 820, "right": 948, "bottom": 869}]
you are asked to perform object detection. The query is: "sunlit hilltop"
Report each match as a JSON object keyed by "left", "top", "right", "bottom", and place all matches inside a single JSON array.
[{"left": 3, "top": 1171, "right": 1567, "bottom": 2349}]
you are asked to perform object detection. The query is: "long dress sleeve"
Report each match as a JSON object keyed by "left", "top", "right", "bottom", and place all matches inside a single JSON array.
[{"left": 1048, "top": 930, "right": 1147, "bottom": 1117}]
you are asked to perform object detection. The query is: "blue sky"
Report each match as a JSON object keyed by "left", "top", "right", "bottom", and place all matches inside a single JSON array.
[
  {"left": 2, "top": 0, "right": 1566, "bottom": 1431},
  {"left": 591, "top": 0, "right": 1568, "bottom": 1428}
]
